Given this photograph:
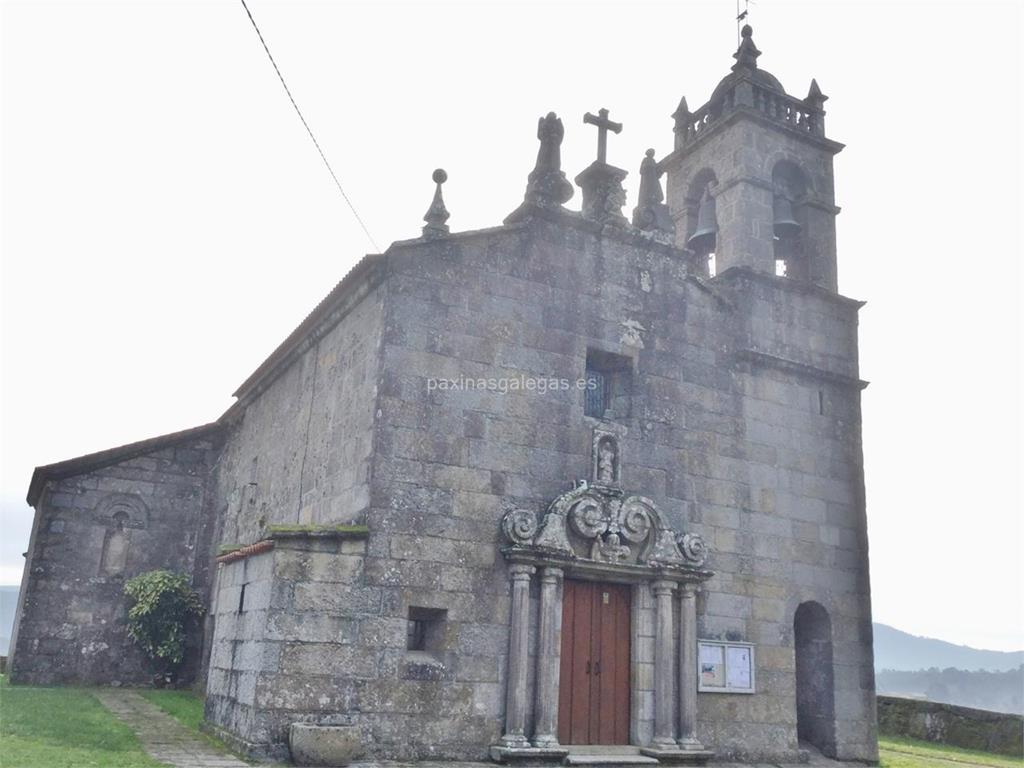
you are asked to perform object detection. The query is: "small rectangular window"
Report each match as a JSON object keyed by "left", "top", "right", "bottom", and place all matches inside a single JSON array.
[
  {"left": 818, "top": 390, "right": 825, "bottom": 415},
  {"left": 584, "top": 349, "right": 633, "bottom": 421},
  {"left": 407, "top": 607, "right": 447, "bottom": 652},
  {"left": 238, "top": 583, "right": 247, "bottom": 613},
  {"left": 584, "top": 369, "right": 608, "bottom": 418}
]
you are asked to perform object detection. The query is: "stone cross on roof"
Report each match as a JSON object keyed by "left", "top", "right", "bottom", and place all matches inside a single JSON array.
[{"left": 583, "top": 108, "right": 622, "bottom": 165}]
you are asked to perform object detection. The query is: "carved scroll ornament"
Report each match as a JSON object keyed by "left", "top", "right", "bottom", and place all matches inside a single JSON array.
[{"left": 502, "top": 482, "right": 709, "bottom": 570}]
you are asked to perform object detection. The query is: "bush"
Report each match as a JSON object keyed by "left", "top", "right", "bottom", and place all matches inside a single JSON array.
[{"left": 123, "top": 570, "right": 204, "bottom": 680}]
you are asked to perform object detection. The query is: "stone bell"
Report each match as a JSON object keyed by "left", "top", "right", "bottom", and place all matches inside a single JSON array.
[
  {"left": 772, "top": 194, "right": 801, "bottom": 239},
  {"left": 687, "top": 188, "right": 717, "bottom": 253}
]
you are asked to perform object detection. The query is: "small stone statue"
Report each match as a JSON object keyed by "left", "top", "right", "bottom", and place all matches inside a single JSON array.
[
  {"left": 597, "top": 441, "right": 617, "bottom": 484},
  {"left": 591, "top": 531, "right": 631, "bottom": 563},
  {"left": 632, "top": 149, "right": 674, "bottom": 236},
  {"left": 524, "top": 113, "right": 574, "bottom": 209},
  {"left": 422, "top": 169, "right": 450, "bottom": 238},
  {"left": 536, "top": 113, "right": 564, "bottom": 174}
]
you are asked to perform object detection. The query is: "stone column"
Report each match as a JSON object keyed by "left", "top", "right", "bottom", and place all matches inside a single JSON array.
[
  {"left": 652, "top": 579, "right": 677, "bottom": 748},
  {"left": 501, "top": 563, "right": 536, "bottom": 748},
  {"left": 533, "top": 566, "right": 564, "bottom": 748},
  {"left": 677, "top": 582, "right": 702, "bottom": 749}
]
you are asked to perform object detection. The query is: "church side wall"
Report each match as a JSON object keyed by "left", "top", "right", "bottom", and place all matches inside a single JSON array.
[
  {"left": 204, "top": 279, "right": 385, "bottom": 753},
  {"left": 8, "top": 436, "right": 218, "bottom": 685},
  {"left": 212, "top": 280, "right": 385, "bottom": 548}
]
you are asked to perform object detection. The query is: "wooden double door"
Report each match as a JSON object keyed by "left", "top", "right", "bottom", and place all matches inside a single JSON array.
[{"left": 557, "top": 580, "right": 631, "bottom": 745}]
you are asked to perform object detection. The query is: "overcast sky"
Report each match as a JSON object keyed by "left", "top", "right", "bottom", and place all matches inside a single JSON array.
[{"left": 1, "top": 0, "right": 1021, "bottom": 651}]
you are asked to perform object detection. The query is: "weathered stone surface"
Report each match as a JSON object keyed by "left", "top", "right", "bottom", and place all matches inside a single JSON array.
[
  {"left": 877, "top": 696, "right": 1023, "bottom": 758},
  {"left": 9, "top": 431, "right": 220, "bottom": 686},
  {"left": 290, "top": 723, "right": 364, "bottom": 767}
]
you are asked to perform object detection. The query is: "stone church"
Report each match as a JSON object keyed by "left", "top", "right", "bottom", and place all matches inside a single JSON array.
[{"left": 9, "top": 26, "right": 878, "bottom": 765}]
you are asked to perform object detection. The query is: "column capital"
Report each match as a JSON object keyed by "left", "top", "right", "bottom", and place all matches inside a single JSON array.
[
  {"left": 539, "top": 566, "right": 564, "bottom": 583},
  {"left": 651, "top": 579, "right": 677, "bottom": 597},
  {"left": 679, "top": 582, "right": 699, "bottom": 599},
  {"left": 509, "top": 563, "right": 536, "bottom": 581}
]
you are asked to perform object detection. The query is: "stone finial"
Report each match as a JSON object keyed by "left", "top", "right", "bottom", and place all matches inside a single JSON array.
[
  {"left": 422, "top": 168, "right": 450, "bottom": 238},
  {"left": 803, "top": 79, "right": 828, "bottom": 135},
  {"left": 804, "top": 78, "right": 828, "bottom": 110},
  {"left": 731, "top": 23, "right": 761, "bottom": 71},
  {"left": 672, "top": 96, "right": 691, "bottom": 150},
  {"left": 632, "top": 149, "right": 674, "bottom": 237},
  {"left": 672, "top": 96, "right": 690, "bottom": 129},
  {"left": 524, "top": 112, "right": 574, "bottom": 209}
]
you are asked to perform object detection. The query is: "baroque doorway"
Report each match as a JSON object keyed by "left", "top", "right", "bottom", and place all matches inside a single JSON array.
[{"left": 558, "top": 580, "right": 631, "bottom": 744}]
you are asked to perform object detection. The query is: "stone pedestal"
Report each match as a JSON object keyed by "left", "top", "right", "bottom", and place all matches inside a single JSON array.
[{"left": 575, "top": 161, "right": 629, "bottom": 228}]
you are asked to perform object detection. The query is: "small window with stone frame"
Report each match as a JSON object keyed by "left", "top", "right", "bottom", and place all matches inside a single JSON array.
[
  {"left": 406, "top": 606, "right": 447, "bottom": 654},
  {"left": 584, "top": 349, "right": 633, "bottom": 420}
]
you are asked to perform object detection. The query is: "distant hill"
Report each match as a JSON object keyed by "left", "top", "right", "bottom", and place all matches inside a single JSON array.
[
  {"left": 1, "top": 585, "right": 19, "bottom": 656},
  {"left": 873, "top": 623, "right": 1024, "bottom": 672}
]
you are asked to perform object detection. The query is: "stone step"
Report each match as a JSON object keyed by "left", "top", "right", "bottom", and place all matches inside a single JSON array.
[
  {"left": 567, "top": 746, "right": 644, "bottom": 755},
  {"left": 564, "top": 752, "right": 659, "bottom": 766}
]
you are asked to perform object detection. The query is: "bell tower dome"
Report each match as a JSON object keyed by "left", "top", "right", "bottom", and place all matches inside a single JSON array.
[{"left": 662, "top": 25, "right": 844, "bottom": 290}]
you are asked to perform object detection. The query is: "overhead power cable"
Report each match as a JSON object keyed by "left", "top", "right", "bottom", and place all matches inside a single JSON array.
[{"left": 239, "top": 0, "right": 381, "bottom": 252}]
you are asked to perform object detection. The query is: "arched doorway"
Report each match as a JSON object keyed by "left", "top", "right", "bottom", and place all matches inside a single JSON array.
[{"left": 793, "top": 601, "right": 836, "bottom": 757}]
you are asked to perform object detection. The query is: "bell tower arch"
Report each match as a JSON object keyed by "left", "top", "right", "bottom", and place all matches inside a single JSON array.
[{"left": 661, "top": 25, "right": 845, "bottom": 291}]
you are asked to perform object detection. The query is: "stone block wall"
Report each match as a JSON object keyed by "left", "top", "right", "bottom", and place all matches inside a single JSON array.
[
  {"left": 206, "top": 535, "right": 380, "bottom": 762},
  {"left": 9, "top": 433, "right": 219, "bottom": 685},
  {"left": 212, "top": 277, "right": 385, "bottom": 550},
  {"left": 206, "top": 547, "right": 276, "bottom": 755},
  {"left": 877, "top": 696, "right": 1024, "bottom": 757}
]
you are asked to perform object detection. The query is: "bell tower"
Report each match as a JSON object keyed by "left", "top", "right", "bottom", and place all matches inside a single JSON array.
[{"left": 662, "top": 25, "right": 844, "bottom": 290}]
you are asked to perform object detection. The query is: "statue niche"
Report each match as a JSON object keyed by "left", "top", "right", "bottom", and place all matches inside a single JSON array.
[
  {"left": 100, "top": 511, "right": 131, "bottom": 577},
  {"left": 592, "top": 430, "right": 621, "bottom": 486}
]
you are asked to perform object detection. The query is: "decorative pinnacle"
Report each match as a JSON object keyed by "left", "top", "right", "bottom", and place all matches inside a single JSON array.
[
  {"left": 422, "top": 168, "right": 450, "bottom": 238},
  {"left": 731, "top": 23, "right": 761, "bottom": 71},
  {"left": 672, "top": 96, "right": 690, "bottom": 120},
  {"left": 805, "top": 78, "right": 828, "bottom": 108}
]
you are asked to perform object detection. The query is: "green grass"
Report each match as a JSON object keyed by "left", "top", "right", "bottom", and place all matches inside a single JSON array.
[
  {"left": 138, "top": 688, "right": 205, "bottom": 733},
  {"left": 0, "top": 676, "right": 165, "bottom": 768},
  {"left": 880, "top": 735, "right": 1024, "bottom": 768}
]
